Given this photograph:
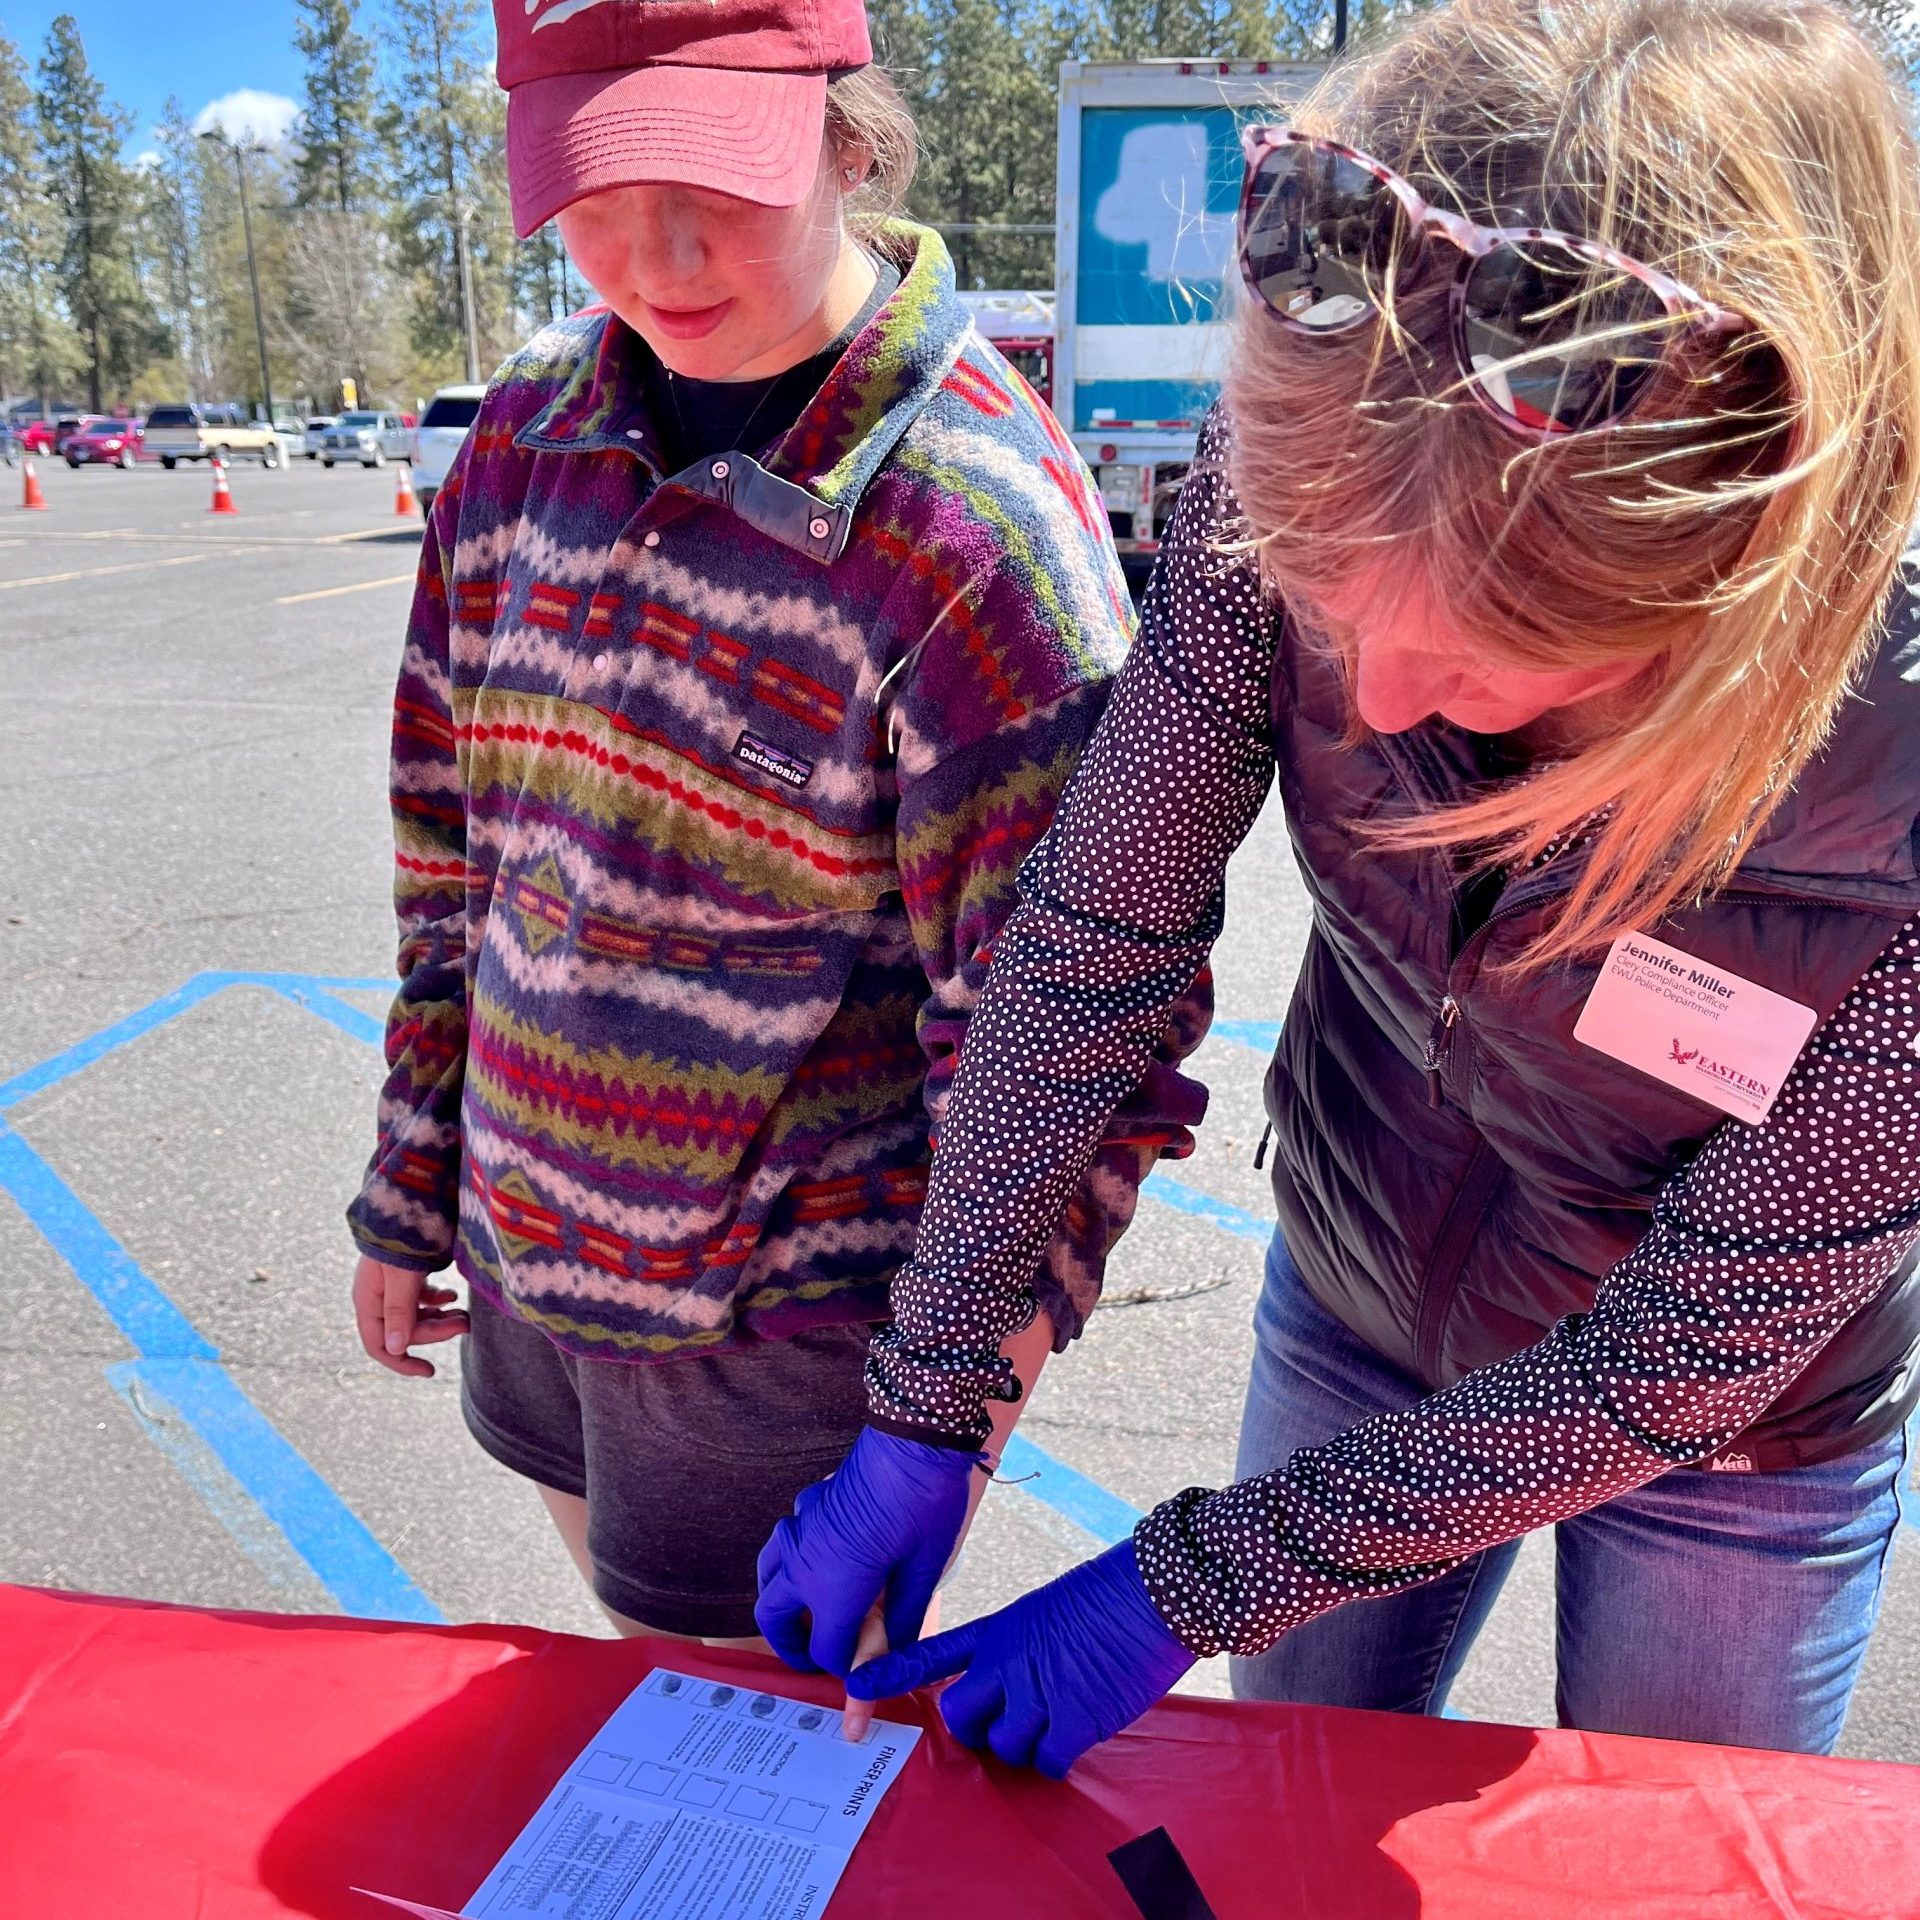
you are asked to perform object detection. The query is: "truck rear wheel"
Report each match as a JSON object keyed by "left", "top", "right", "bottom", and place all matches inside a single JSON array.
[
  {"left": 261, "top": 441, "right": 281, "bottom": 469},
  {"left": 160, "top": 455, "right": 176, "bottom": 470}
]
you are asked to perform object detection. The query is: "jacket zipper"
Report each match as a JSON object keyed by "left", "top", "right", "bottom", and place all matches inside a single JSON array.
[
  {"left": 1412, "top": 867, "right": 1572, "bottom": 1379},
  {"left": 1423, "top": 995, "right": 1461, "bottom": 1108}
]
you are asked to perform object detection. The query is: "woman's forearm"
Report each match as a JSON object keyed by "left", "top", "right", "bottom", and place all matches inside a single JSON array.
[{"left": 868, "top": 416, "right": 1281, "bottom": 1445}]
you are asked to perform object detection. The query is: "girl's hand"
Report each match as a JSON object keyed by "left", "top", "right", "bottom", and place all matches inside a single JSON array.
[{"left": 352, "top": 1254, "right": 470, "bottom": 1378}]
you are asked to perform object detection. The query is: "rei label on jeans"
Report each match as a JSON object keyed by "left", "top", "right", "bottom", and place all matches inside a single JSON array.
[{"left": 1574, "top": 932, "right": 1817, "bottom": 1125}]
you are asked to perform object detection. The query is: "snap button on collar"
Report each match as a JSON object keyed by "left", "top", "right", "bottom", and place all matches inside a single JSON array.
[{"left": 711, "top": 459, "right": 730, "bottom": 479}]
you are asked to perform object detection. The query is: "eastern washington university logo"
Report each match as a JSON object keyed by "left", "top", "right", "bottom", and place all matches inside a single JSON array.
[
  {"left": 1668, "top": 1037, "right": 1770, "bottom": 1101},
  {"left": 527, "top": 0, "right": 625, "bottom": 28}
]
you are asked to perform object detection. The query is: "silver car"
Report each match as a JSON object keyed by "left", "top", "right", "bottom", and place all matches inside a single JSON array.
[
  {"left": 320, "top": 410, "right": 411, "bottom": 468},
  {"left": 302, "top": 415, "right": 338, "bottom": 460}
]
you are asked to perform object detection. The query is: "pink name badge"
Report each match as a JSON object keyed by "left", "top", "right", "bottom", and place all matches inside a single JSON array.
[{"left": 1574, "top": 932, "right": 1818, "bottom": 1125}]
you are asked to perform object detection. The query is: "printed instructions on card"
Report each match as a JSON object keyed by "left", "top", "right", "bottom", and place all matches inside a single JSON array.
[{"left": 357, "top": 1671, "right": 919, "bottom": 1920}]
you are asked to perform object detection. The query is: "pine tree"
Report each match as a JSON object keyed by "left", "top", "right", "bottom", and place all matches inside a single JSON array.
[
  {"left": 513, "top": 224, "right": 581, "bottom": 328},
  {"left": 294, "top": 0, "right": 380, "bottom": 213},
  {"left": 377, "top": 0, "right": 515, "bottom": 376},
  {"left": 144, "top": 99, "right": 212, "bottom": 396},
  {"left": 0, "top": 27, "right": 83, "bottom": 406},
  {"left": 1848, "top": 0, "right": 1920, "bottom": 80},
  {"left": 905, "top": 0, "right": 1066, "bottom": 287},
  {"left": 35, "top": 14, "right": 168, "bottom": 409}
]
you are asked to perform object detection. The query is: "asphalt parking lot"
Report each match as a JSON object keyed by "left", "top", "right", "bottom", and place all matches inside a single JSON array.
[{"left": 2, "top": 452, "right": 1916, "bottom": 1760}]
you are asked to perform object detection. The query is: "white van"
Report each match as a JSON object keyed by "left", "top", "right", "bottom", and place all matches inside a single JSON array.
[{"left": 410, "top": 385, "right": 486, "bottom": 516}]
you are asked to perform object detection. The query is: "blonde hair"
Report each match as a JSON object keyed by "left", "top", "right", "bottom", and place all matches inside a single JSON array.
[
  {"left": 1227, "top": 0, "right": 1920, "bottom": 970},
  {"left": 826, "top": 66, "right": 919, "bottom": 241}
]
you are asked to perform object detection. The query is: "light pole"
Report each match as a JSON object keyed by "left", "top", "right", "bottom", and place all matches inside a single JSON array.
[
  {"left": 454, "top": 201, "right": 481, "bottom": 384},
  {"left": 200, "top": 128, "right": 276, "bottom": 429}
]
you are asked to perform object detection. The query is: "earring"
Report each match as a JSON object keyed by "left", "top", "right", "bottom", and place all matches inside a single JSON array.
[{"left": 843, "top": 166, "right": 860, "bottom": 184}]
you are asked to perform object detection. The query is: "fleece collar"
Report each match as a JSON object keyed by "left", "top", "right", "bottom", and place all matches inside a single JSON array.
[{"left": 514, "top": 222, "right": 972, "bottom": 557}]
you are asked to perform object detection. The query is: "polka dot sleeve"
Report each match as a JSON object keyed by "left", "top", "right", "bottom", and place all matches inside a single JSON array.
[
  {"left": 1135, "top": 919, "right": 1920, "bottom": 1657},
  {"left": 866, "top": 413, "right": 1280, "bottom": 1445}
]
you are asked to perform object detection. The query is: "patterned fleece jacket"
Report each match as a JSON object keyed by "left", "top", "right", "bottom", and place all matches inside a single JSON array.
[{"left": 347, "top": 223, "right": 1212, "bottom": 1364}]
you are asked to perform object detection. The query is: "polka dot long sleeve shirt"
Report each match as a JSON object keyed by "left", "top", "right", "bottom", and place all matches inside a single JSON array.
[{"left": 867, "top": 419, "right": 1920, "bottom": 1659}]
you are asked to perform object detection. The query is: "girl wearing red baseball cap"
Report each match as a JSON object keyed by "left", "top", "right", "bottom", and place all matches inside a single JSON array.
[{"left": 347, "top": 0, "right": 1209, "bottom": 1655}]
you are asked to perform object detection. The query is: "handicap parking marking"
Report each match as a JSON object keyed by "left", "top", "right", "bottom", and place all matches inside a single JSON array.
[
  {"left": 1, "top": 972, "right": 439, "bottom": 1623},
  {"left": 1, "top": 969, "right": 1194, "bottom": 1617},
  {"left": 0, "top": 970, "right": 391, "bottom": 1112}
]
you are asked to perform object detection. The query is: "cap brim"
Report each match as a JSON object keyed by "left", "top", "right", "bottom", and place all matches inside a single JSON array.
[{"left": 507, "top": 65, "right": 827, "bottom": 238}]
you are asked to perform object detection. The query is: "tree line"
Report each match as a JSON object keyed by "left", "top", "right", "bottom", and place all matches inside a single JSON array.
[{"left": 1, "top": 0, "right": 1912, "bottom": 415}]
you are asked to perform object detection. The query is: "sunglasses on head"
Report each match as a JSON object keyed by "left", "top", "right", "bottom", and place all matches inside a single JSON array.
[{"left": 1237, "top": 127, "right": 1751, "bottom": 440}]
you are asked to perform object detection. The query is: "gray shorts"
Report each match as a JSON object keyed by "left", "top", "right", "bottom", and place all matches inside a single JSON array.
[{"left": 460, "top": 1292, "right": 873, "bottom": 1637}]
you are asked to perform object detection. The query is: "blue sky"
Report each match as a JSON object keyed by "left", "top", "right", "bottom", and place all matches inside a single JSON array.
[{"left": 0, "top": 3, "right": 494, "bottom": 154}]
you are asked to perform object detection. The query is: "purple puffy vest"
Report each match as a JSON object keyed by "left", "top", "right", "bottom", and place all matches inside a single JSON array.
[{"left": 1263, "top": 575, "right": 1920, "bottom": 1469}]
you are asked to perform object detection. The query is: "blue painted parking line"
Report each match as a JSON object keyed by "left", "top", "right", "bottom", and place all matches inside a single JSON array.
[
  {"left": 0, "top": 974, "right": 235, "bottom": 1111},
  {"left": 0, "top": 1120, "right": 217, "bottom": 1360},
  {"left": 262, "top": 975, "right": 388, "bottom": 1047},
  {"left": 999, "top": 1431, "right": 1144, "bottom": 1547},
  {"left": 1212, "top": 1018, "right": 1282, "bottom": 1056},
  {"left": 109, "top": 1356, "right": 439, "bottom": 1621},
  {"left": 1142, "top": 1169, "right": 1272, "bottom": 1243}
]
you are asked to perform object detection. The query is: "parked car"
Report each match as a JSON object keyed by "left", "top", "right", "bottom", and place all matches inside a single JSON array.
[
  {"left": 65, "top": 418, "right": 145, "bottom": 468},
  {"left": 302, "top": 415, "right": 338, "bottom": 460},
  {"left": 144, "top": 402, "right": 285, "bottom": 469},
  {"left": 408, "top": 384, "right": 484, "bottom": 515},
  {"left": 50, "top": 414, "right": 95, "bottom": 458},
  {"left": 319, "top": 410, "right": 411, "bottom": 468},
  {"left": 15, "top": 413, "right": 60, "bottom": 456},
  {"left": 0, "top": 419, "right": 19, "bottom": 465},
  {"left": 269, "top": 415, "right": 307, "bottom": 466}
]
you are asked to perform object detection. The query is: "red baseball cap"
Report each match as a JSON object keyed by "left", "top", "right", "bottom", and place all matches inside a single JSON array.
[{"left": 497, "top": 0, "right": 872, "bottom": 238}]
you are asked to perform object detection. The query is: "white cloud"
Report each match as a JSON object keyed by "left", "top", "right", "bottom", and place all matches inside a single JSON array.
[
  {"left": 133, "top": 149, "right": 162, "bottom": 173},
  {"left": 192, "top": 89, "right": 301, "bottom": 148}
]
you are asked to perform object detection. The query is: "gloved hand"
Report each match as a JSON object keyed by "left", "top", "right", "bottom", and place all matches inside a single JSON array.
[
  {"left": 755, "top": 1427, "right": 982, "bottom": 1677},
  {"left": 844, "top": 1538, "right": 1195, "bottom": 1777}
]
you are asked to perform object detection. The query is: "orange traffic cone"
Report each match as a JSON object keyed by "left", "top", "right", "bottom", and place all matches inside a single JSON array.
[
  {"left": 21, "top": 459, "right": 47, "bottom": 510},
  {"left": 393, "top": 464, "right": 418, "bottom": 516},
  {"left": 209, "top": 456, "right": 238, "bottom": 515}
]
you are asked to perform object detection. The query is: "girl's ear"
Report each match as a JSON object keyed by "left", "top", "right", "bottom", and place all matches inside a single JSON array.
[{"left": 835, "top": 142, "right": 874, "bottom": 192}]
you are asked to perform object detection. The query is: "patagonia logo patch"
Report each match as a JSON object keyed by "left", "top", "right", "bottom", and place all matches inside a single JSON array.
[{"left": 733, "top": 729, "right": 813, "bottom": 789}]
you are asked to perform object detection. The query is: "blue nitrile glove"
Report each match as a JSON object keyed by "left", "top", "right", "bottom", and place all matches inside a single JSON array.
[
  {"left": 844, "top": 1538, "right": 1196, "bottom": 1778},
  {"left": 755, "top": 1427, "right": 981, "bottom": 1677}
]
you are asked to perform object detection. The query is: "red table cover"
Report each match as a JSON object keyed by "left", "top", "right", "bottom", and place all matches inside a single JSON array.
[{"left": 1, "top": 1583, "right": 1915, "bottom": 1918}]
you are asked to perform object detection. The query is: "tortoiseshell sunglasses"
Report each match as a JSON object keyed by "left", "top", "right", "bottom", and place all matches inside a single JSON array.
[{"left": 1238, "top": 126, "right": 1751, "bottom": 439}]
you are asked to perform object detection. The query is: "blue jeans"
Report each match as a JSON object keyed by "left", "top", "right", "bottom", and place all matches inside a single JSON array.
[{"left": 1230, "top": 1236, "right": 1908, "bottom": 1754}]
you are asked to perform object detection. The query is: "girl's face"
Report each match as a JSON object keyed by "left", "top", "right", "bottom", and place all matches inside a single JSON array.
[
  {"left": 556, "top": 149, "right": 851, "bottom": 381},
  {"left": 1331, "top": 574, "right": 1644, "bottom": 737}
]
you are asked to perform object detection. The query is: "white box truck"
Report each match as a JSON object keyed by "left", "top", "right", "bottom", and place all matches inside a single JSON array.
[{"left": 1054, "top": 58, "right": 1322, "bottom": 593}]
